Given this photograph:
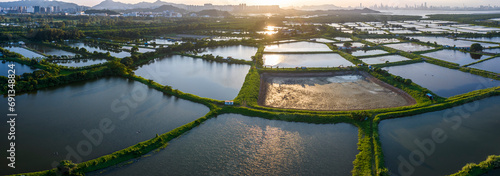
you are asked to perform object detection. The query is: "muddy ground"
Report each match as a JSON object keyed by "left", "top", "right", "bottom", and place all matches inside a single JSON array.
[{"left": 259, "top": 71, "right": 416, "bottom": 111}]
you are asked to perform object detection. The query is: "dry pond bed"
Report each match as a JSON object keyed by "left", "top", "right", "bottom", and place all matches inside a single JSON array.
[{"left": 259, "top": 71, "right": 416, "bottom": 111}]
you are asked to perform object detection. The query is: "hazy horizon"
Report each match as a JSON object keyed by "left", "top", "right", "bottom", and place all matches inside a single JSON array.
[{"left": 1, "top": 0, "right": 500, "bottom": 8}]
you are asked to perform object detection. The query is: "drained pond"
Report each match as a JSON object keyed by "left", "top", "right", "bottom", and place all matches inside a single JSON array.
[
  {"left": 259, "top": 71, "right": 416, "bottom": 111},
  {"left": 90, "top": 113, "right": 359, "bottom": 176}
]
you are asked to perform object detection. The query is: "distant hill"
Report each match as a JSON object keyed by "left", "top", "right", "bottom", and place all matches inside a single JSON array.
[
  {"left": 0, "top": 0, "right": 86, "bottom": 9},
  {"left": 286, "top": 4, "right": 342, "bottom": 11},
  {"left": 92, "top": 0, "right": 186, "bottom": 10},
  {"left": 195, "top": 9, "right": 232, "bottom": 17},
  {"left": 280, "top": 8, "right": 380, "bottom": 16},
  {"left": 118, "top": 5, "right": 187, "bottom": 13},
  {"left": 85, "top": 9, "right": 120, "bottom": 15}
]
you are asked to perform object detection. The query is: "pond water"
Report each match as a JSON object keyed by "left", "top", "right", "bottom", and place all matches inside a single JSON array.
[
  {"left": 459, "top": 37, "right": 500, "bottom": 43},
  {"left": 89, "top": 113, "right": 359, "bottom": 176},
  {"left": 350, "top": 49, "right": 388, "bottom": 57},
  {"left": 50, "top": 59, "right": 108, "bottom": 67},
  {"left": 335, "top": 42, "right": 365, "bottom": 48},
  {"left": 361, "top": 55, "right": 410, "bottom": 65},
  {"left": 468, "top": 58, "right": 500, "bottom": 73},
  {"left": 122, "top": 46, "right": 156, "bottom": 53},
  {"left": 483, "top": 169, "right": 500, "bottom": 176},
  {"left": 384, "top": 62, "right": 500, "bottom": 97},
  {"left": 197, "top": 45, "right": 258, "bottom": 61},
  {"left": 334, "top": 37, "right": 353, "bottom": 41},
  {"left": 147, "top": 39, "right": 183, "bottom": 45},
  {"left": 0, "top": 77, "right": 210, "bottom": 175},
  {"left": 3, "top": 46, "right": 45, "bottom": 59},
  {"left": 384, "top": 43, "right": 435, "bottom": 52},
  {"left": 365, "top": 38, "right": 400, "bottom": 44},
  {"left": 66, "top": 42, "right": 131, "bottom": 58},
  {"left": 263, "top": 53, "right": 354, "bottom": 68},
  {"left": 379, "top": 96, "right": 500, "bottom": 176},
  {"left": 25, "top": 43, "right": 76, "bottom": 56},
  {"left": 311, "top": 38, "right": 336, "bottom": 43},
  {"left": 0, "top": 60, "right": 37, "bottom": 77},
  {"left": 483, "top": 48, "right": 500, "bottom": 54},
  {"left": 422, "top": 49, "right": 485, "bottom": 66},
  {"left": 134, "top": 55, "right": 250, "bottom": 100},
  {"left": 407, "top": 36, "right": 498, "bottom": 48},
  {"left": 264, "top": 42, "right": 332, "bottom": 52}
]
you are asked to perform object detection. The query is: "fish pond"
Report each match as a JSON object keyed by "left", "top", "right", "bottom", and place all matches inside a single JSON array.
[
  {"left": 134, "top": 55, "right": 250, "bottom": 100},
  {"left": 89, "top": 113, "right": 359, "bottom": 176},
  {"left": 0, "top": 77, "right": 210, "bottom": 175},
  {"left": 384, "top": 62, "right": 500, "bottom": 97},
  {"left": 379, "top": 96, "right": 500, "bottom": 176}
]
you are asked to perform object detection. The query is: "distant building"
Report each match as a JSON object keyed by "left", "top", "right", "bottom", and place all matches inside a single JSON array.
[{"left": 27, "top": 6, "right": 34, "bottom": 13}]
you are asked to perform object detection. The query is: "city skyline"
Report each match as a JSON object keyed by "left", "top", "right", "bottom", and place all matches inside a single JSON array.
[{"left": 1, "top": 0, "right": 500, "bottom": 8}]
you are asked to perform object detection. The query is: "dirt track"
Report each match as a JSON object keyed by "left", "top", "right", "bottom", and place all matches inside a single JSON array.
[{"left": 259, "top": 71, "right": 416, "bottom": 111}]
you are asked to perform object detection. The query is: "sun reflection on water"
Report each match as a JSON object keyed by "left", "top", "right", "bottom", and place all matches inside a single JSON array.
[{"left": 263, "top": 54, "right": 283, "bottom": 66}]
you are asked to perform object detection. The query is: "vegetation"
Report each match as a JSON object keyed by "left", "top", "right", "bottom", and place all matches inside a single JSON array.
[
  {"left": 4, "top": 12, "right": 500, "bottom": 176},
  {"left": 449, "top": 155, "right": 500, "bottom": 176},
  {"left": 470, "top": 43, "right": 483, "bottom": 52}
]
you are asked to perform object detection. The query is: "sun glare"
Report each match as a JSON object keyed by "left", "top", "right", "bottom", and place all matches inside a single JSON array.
[{"left": 263, "top": 54, "right": 284, "bottom": 66}]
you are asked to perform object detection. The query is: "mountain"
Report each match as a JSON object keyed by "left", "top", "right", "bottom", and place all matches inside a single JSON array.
[
  {"left": 286, "top": 4, "right": 343, "bottom": 11},
  {"left": 195, "top": 9, "right": 232, "bottom": 17},
  {"left": 0, "top": 0, "right": 86, "bottom": 9},
  {"left": 92, "top": 0, "right": 186, "bottom": 10},
  {"left": 119, "top": 5, "right": 187, "bottom": 13}
]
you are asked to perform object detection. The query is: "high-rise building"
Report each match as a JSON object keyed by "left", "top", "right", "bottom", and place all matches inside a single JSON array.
[{"left": 27, "top": 6, "right": 34, "bottom": 13}]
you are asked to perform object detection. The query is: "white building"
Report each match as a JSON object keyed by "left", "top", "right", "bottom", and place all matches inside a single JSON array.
[{"left": 27, "top": 6, "right": 34, "bottom": 13}]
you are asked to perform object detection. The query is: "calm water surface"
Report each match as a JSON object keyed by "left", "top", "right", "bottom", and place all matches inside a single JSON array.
[
  {"left": 0, "top": 78, "right": 209, "bottom": 175},
  {"left": 50, "top": 59, "right": 108, "bottom": 67},
  {"left": 3, "top": 46, "right": 45, "bottom": 58},
  {"left": 134, "top": 55, "right": 250, "bottom": 100},
  {"left": 264, "top": 42, "right": 332, "bottom": 52},
  {"left": 384, "top": 43, "right": 435, "bottom": 52},
  {"left": 468, "top": 58, "right": 500, "bottom": 73},
  {"left": 380, "top": 96, "right": 500, "bottom": 176},
  {"left": 66, "top": 42, "right": 131, "bottom": 58},
  {"left": 263, "top": 53, "right": 354, "bottom": 68},
  {"left": 197, "top": 45, "right": 257, "bottom": 61},
  {"left": 90, "top": 114, "right": 359, "bottom": 176},
  {"left": 384, "top": 62, "right": 500, "bottom": 97},
  {"left": 25, "top": 43, "right": 76, "bottom": 56},
  {"left": 350, "top": 49, "right": 388, "bottom": 57},
  {"left": 0, "top": 61, "right": 37, "bottom": 77},
  {"left": 422, "top": 49, "right": 485, "bottom": 66},
  {"left": 407, "top": 36, "right": 498, "bottom": 48},
  {"left": 361, "top": 55, "right": 410, "bottom": 65}
]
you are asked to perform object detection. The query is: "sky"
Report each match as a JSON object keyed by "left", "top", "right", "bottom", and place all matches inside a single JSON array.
[{"left": 3, "top": 0, "right": 500, "bottom": 8}]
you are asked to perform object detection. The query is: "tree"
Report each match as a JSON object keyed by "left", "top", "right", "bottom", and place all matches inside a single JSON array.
[
  {"left": 131, "top": 46, "right": 139, "bottom": 53},
  {"left": 343, "top": 42, "right": 352, "bottom": 48},
  {"left": 470, "top": 43, "right": 483, "bottom": 52}
]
